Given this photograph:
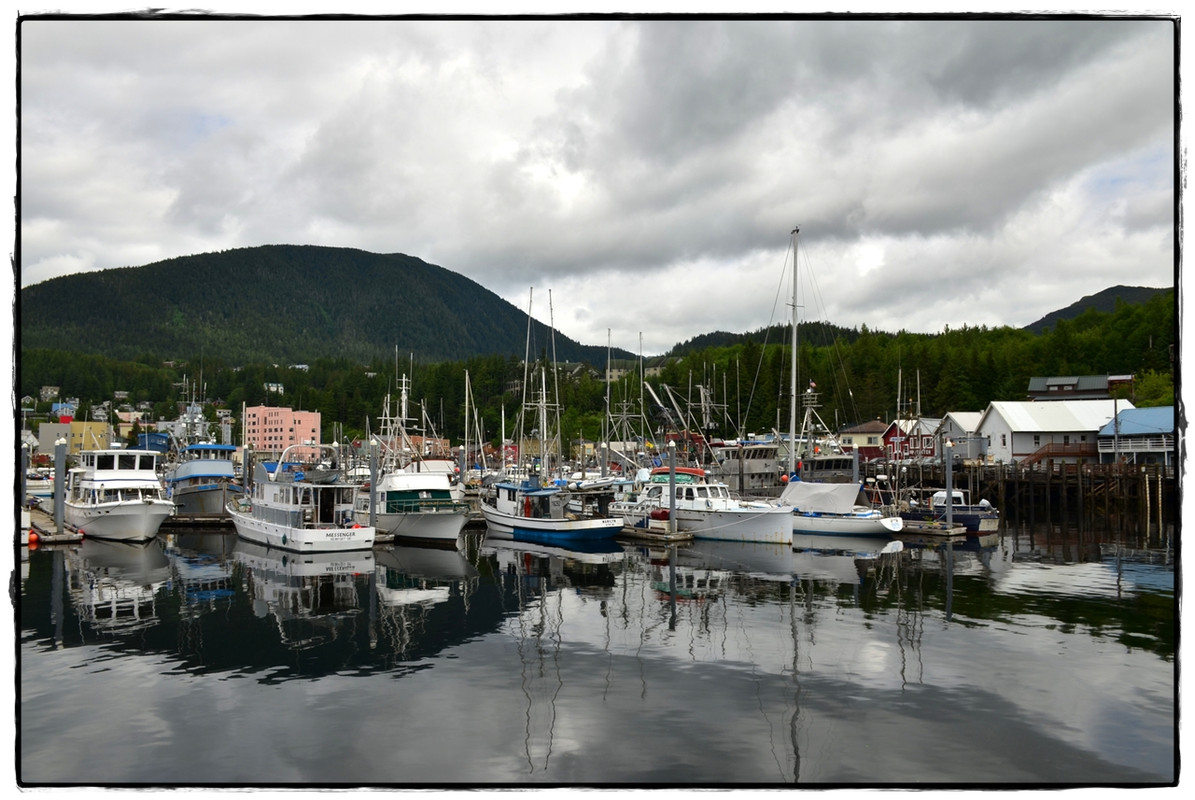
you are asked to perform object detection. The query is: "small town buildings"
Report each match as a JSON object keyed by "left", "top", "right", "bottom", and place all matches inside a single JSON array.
[
  {"left": 1097, "top": 405, "right": 1175, "bottom": 467},
  {"left": 37, "top": 420, "right": 112, "bottom": 455},
  {"left": 883, "top": 417, "right": 943, "bottom": 462},
  {"left": 974, "top": 399, "right": 1130, "bottom": 465},
  {"left": 837, "top": 419, "right": 888, "bottom": 462}
]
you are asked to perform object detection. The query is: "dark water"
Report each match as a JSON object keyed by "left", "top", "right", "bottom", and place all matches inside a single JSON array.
[{"left": 16, "top": 520, "right": 1176, "bottom": 787}]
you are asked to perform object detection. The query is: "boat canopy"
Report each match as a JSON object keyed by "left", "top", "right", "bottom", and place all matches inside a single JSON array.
[{"left": 777, "top": 480, "right": 862, "bottom": 514}]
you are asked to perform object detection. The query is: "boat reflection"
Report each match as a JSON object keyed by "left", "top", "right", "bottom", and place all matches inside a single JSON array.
[
  {"left": 483, "top": 531, "right": 627, "bottom": 599},
  {"left": 162, "top": 531, "right": 238, "bottom": 610},
  {"left": 233, "top": 539, "right": 374, "bottom": 650},
  {"left": 481, "top": 534, "right": 627, "bottom": 775},
  {"left": 65, "top": 537, "right": 172, "bottom": 634},
  {"left": 375, "top": 542, "right": 478, "bottom": 607}
]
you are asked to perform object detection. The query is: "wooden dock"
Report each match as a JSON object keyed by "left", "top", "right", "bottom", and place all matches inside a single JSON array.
[
  {"left": 23, "top": 507, "right": 84, "bottom": 544},
  {"left": 163, "top": 512, "right": 233, "bottom": 529},
  {"left": 618, "top": 522, "right": 694, "bottom": 544},
  {"left": 894, "top": 520, "right": 969, "bottom": 547}
]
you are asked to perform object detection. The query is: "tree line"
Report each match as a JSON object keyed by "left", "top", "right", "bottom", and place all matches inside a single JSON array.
[{"left": 19, "top": 289, "right": 1175, "bottom": 449}]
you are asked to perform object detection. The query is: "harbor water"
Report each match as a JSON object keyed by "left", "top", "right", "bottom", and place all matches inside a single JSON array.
[{"left": 16, "top": 520, "right": 1176, "bottom": 787}]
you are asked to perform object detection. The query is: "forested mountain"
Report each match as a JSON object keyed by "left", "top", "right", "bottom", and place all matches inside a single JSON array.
[
  {"left": 1023, "top": 285, "right": 1169, "bottom": 335},
  {"left": 19, "top": 245, "right": 634, "bottom": 366},
  {"left": 17, "top": 244, "right": 1175, "bottom": 449}
]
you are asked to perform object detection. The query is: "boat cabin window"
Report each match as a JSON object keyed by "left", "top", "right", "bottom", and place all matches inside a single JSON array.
[
  {"left": 97, "top": 454, "right": 115, "bottom": 470},
  {"left": 119, "top": 454, "right": 137, "bottom": 470},
  {"left": 696, "top": 487, "right": 709, "bottom": 498}
]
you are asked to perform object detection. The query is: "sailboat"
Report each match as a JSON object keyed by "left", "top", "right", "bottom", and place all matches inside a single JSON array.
[
  {"left": 775, "top": 226, "right": 903, "bottom": 538},
  {"left": 479, "top": 289, "right": 623, "bottom": 543}
]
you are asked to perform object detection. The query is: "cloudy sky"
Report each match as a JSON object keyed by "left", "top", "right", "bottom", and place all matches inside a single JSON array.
[{"left": 12, "top": 6, "right": 1179, "bottom": 356}]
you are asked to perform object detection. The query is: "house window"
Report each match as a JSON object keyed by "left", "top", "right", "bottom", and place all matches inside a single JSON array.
[
  {"left": 1033, "top": 435, "right": 1040, "bottom": 447},
  {"left": 1001, "top": 434, "right": 1007, "bottom": 447},
  {"left": 1063, "top": 435, "right": 1070, "bottom": 445}
]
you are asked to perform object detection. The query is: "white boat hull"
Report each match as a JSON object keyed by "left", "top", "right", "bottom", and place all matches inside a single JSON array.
[
  {"left": 619, "top": 502, "right": 794, "bottom": 545},
  {"left": 361, "top": 508, "right": 469, "bottom": 543},
  {"left": 228, "top": 501, "right": 375, "bottom": 552},
  {"left": 64, "top": 499, "right": 175, "bottom": 542},
  {"left": 666, "top": 507, "right": 793, "bottom": 545},
  {"left": 791, "top": 511, "right": 903, "bottom": 537},
  {"left": 352, "top": 471, "right": 471, "bottom": 544}
]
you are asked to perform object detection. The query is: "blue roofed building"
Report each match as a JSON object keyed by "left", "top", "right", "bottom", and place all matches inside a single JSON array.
[{"left": 1097, "top": 405, "right": 1175, "bottom": 467}]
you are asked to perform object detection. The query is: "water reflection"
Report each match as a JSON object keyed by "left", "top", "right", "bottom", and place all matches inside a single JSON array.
[
  {"left": 234, "top": 539, "right": 373, "bottom": 650},
  {"left": 66, "top": 538, "right": 172, "bottom": 635},
  {"left": 372, "top": 542, "right": 482, "bottom": 662},
  {"left": 18, "top": 518, "right": 1176, "bottom": 786}
]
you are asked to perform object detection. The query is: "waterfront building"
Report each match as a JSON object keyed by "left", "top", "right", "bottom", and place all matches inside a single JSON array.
[
  {"left": 882, "top": 416, "right": 943, "bottom": 462},
  {"left": 1097, "top": 405, "right": 1175, "bottom": 467},
  {"left": 935, "top": 411, "right": 986, "bottom": 463},
  {"left": 243, "top": 405, "right": 321, "bottom": 459},
  {"left": 974, "top": 399, "right": 1130, "bottom": 465},
  {"left": 836, "top": 419, "right": 888, "bottom": 462}
]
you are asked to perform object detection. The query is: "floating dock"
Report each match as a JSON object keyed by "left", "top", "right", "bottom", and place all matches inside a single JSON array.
[
  {"left": 22, "top": 507, "right": 84, "bottom": 544},
  {"left": 894, "top": 520, "right": 969, "bottom": 547},
  {"left": 618, "top": 521, "right": 694, "bottom": 544}
]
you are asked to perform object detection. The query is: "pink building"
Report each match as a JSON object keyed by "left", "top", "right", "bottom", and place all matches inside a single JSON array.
[{"left": 243, "top": 405, "right": 322, "bottom": 458}]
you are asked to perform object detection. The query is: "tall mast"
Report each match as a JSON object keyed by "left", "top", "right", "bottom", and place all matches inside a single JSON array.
[{"left": 788, "top": 226, "right": 800, "bottom": 475}]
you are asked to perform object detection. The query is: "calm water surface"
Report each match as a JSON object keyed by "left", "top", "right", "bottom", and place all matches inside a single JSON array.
[{"left": 17, "top": 519, "right": 1175, "bottom": 787}]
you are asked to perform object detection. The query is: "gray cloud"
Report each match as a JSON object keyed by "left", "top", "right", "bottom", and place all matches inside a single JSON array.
[{"left": 15, "top": 13, "right": 1177, "bottom": 355}]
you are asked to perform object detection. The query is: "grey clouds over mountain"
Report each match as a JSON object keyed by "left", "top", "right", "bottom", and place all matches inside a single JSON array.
[{"left": 15, "top": 10, "right": 1176, "bottom": 355}]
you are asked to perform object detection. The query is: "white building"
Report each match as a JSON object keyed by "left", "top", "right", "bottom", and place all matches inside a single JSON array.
[
  {"left": 935, "top": 411, "right": 986, "bottom": 462},
  {"left": 975, "top": 399, "right": 1131, "bottom": 465}
]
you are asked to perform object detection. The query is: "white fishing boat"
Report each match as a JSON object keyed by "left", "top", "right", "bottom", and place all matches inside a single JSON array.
[
  {"left": 63, "top": 449, "right": 176, "bottom": 542},
  {"left": 614, "top": 466, "right": 794, "bottom": 545},
  {"left": 228, "top": 443, "right": 375, "bottom": 552},
  {"left": 778, "top": 479, "right": 904, "bottom": 538},
  {"left": 353, "top": 381, "right": 472, "bottom": 545},
  {"left": 354, "top": 470, "right": 470, "bottom": 544}
]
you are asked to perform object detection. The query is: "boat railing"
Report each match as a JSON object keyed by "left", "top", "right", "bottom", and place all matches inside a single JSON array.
[{"left": 382, "top": 497, "right": 471, "bottom": 514}]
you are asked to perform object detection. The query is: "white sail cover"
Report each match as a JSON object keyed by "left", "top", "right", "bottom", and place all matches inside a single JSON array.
[{"left": 777, "top": 480, "right": 863, "bottom": 513}]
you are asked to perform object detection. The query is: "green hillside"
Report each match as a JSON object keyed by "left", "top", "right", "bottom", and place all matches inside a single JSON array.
[{"left": 19, "top": 245, "right": 633, "bottom": 366}]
